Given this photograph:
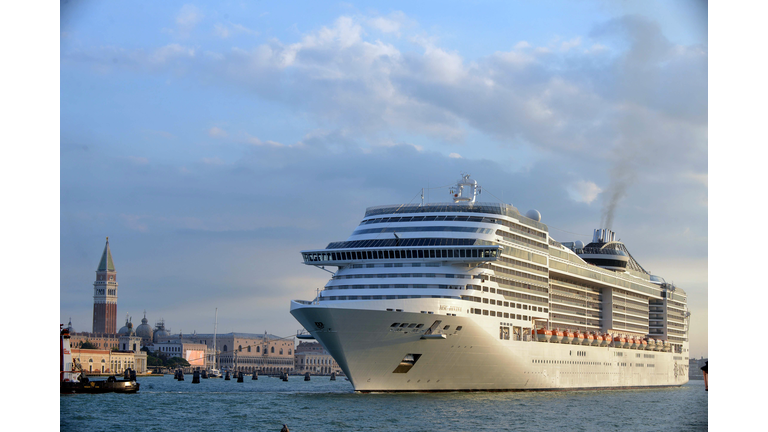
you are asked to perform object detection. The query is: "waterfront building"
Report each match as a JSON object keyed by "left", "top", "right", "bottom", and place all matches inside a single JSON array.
[
  {"left": 156, "top": 331, "right": 295, "bottom": 374},
  {"left": 689, "top": 356, "right": 707, "bottom": 380},
  {"left": 69, "top": 331, "right": 120, "bottom": 350},
  {"left": 70, "top": 348, "right": 148, "bottom": 375},
  {"left": 294, "top": 341, "right": 342, "bottom": 376},
  {"left": 92, "top": 237, "right": 118, "bottom": 334},
  {"left": 147, "top": 340, "right": 210, "bottom": 369}
]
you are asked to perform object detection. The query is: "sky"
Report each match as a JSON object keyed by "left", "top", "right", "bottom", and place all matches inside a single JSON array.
[{"left": 53, "top": 1, "right": 709, "bottom": 357}]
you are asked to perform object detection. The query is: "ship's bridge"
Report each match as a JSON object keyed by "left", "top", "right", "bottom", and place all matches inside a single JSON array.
[{"left": 301, "top": 239, "right": 501, "bottom": 266}]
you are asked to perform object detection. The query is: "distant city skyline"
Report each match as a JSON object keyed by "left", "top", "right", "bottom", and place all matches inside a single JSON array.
[{"left": 59, "top": 1, "right": 708, "bottom": 357}]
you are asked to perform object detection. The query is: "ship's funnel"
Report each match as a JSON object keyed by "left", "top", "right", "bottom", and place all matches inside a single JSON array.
[{"left": 592, "top": 228, "right": 617, "bottom": 244}]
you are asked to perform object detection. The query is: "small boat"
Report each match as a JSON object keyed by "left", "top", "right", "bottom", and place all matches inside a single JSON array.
[
  {"left": 60, "top": 326, "right": 139, "bottom": 394},
  {"left": 536, "top": 328, "right": 552, "bottom": 343},
  {"left": 600, "top": 334, "right": 611, "bottom": 347},
  {"left": 590, "top": 332, "right": 601, "bottom": 346},
  {"left": 550, "top": 329, "right": 564, "bottom": 344},
  {"left": 644, "top": 338, "right": 654, "bottom": 350},
  {"left": 561, "top": 330, "right": 574, "bottom": 344},
  {"left": 572, "top": 331, "right": 584, "bottom": 345},
  {"left": 582, "top": 332, "right": 594, "bottom": 346},
  {"left": 640, "top": 338, "right": 648, "bottom": 350},
  {"left": 614, "top": 335, "right": 626, "bottom": 348}
]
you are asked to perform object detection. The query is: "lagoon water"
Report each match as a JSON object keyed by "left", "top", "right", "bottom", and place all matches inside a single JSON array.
[{"left": 60, "top": 375, "right": 707, "bottom": 431}]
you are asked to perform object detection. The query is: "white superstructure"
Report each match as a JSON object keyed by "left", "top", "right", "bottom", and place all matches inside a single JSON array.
[{"left": 290, "top": 175, "right": 690, "bottom": 392}]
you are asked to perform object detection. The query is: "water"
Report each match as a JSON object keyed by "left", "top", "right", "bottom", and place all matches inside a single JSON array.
[{"left": 60, "top": 376, "right": 708, "bottom": 431}]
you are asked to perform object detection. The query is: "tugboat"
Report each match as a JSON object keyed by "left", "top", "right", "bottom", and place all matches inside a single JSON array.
[{"left": 60, "top": 326, "right": 139, "bottom": 394}]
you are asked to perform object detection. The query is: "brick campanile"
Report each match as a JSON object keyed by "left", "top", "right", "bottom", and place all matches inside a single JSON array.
[{"left": 92, "top": 237, "right": 118, "bottom": 334}]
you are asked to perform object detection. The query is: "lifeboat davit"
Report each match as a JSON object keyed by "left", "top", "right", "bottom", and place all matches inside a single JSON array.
[
  {"left": 572, "top": 331, "right": 584, "bottom": 345},
  {"left": 600, "top": 334, "right": 611, "bottom": 347},
  {"left": 550, "top": 329, "right": 564, "bottom": 344},
  {"left": 590, "top": 333, "right": 601, "bottom": 346},
  {"left": 583, "top": 332, "right": 594, "bottom": 346},
  {"left": 561, "top": 330, "right": 574, "bottom": 344},
  {"left": 536, "top": 328, "right": 552, "bottom": 343}
]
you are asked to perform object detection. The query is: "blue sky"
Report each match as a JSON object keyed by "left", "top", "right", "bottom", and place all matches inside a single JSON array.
[{"left": 54, "top": 1, "right": 709, "bottom": 356}]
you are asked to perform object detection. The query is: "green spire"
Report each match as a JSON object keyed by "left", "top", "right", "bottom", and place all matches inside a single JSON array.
[{"left": 97, "top": 237, "right": 115, "bottom": 272}]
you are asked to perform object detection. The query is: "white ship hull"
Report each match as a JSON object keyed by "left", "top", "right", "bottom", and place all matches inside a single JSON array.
[{"left": 291, "top": 300, "right": 689, "bottom": 392}]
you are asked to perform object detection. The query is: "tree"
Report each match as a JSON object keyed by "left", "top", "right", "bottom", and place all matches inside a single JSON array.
[
  {"left": 80, "top": 340, "right": 97, "bottom": 349},
  {"left": 166, "top": 357, "right": 191, "bottom": 368}
]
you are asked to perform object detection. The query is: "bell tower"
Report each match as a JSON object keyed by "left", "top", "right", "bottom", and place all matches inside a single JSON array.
[{"left": 92, "top": 237, "right": 118, "bottom": 334}]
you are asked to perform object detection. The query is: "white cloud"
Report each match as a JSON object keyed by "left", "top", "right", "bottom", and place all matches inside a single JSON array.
[
  {"left": 208, "top": 126, "right": 227, "bottom": 138},
  {"left": 567, "top": 180, "right": 603, "bottom": 204},
  {"left": 367, "top": 11, "right": 410, "bottom": 36},
  {"left": 682, "top": 171, "right": 707, "bottom": 187},
  {"left": 214, "top": 21, "right": 258, "bottom": 39},
  {"left": 176, "top": 4, "right": 203, "bottom": 35},
  {"left": 449, "top": 153, "right": 463, "bottom": 159},
  {"left": 560, "top": 37, "right": 582, "bottom": 52},
  {"left": 246, "top": 134, "right": 286, "bottom": 147}
]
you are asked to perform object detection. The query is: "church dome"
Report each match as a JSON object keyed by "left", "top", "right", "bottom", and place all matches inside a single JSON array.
[
  {"left": 118, "top": 317, "right": 133, "bottom": 336},
  {"left": 153, "top": 319, "right": 170, "bottom": 343},
  {"left": 135, "top": 312, "right": 153, "bottom": 342}
]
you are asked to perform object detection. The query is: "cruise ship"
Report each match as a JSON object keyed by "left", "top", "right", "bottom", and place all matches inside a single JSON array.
[{"left": 290, "top": 175, "right": 690, "bottom": 392}]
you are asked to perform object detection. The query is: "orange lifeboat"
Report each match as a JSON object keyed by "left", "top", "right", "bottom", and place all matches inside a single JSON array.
[
  {"left": 550, "top": 329, "right": 564, "bottom": 344},
  {"left": 536, "top": 328, "right": 552, "bottom": 343},
  {"left": 600, "top": 333, "right": 611, "bottom": 347},
  {"left": 572, "top": 331, "right": 584, "bottom": 345},
  {"left": 640, "top": 338, "right": 648, "bottom": 350},
  {"left": 616, "top": 335, "right": 627, "bottom": 348},
  {"left": 561, "top": 330, "right": 574, "bottom": 344},
  {"left": 629, "top": 337, "right": 639, "bottom": 349},
  {"left": 583, "top": 332, "right": 594, "bottom": 346},
  {"left": 590, "top": 332, "right": 601, "bottom": 346}
]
